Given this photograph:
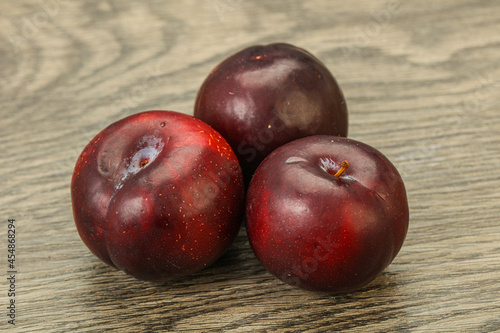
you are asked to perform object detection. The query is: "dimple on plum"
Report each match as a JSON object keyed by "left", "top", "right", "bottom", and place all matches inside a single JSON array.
[{"left": 71, "top": 111, "right": 245, "bottom": 281}]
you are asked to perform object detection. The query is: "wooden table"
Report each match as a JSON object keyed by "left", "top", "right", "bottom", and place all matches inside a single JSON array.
[{"left": 1, "top": 0, "right": 499, "bottom": 331}]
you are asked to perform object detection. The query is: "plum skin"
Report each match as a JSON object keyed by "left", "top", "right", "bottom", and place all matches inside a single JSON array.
[
  {"left": 71, "top": 111, "right": 245, "bottom": 282},
  {"left": 245, "top": 135, "right": 409, "bottom": 293},
  {"left": 194, "top": 43, "right": 348, "bottom": 184}
]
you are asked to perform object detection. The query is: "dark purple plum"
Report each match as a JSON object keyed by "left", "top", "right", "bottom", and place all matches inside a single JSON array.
[{"left": 194, "top": 43, "right": 348, "bottom": 184}]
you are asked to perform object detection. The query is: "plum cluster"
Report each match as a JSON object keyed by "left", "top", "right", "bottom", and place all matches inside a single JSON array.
[{"left": 72, "top": 43, "right": 409, "bottom": 293}]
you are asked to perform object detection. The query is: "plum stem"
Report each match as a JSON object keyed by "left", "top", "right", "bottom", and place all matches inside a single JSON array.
[
  {"left": 334, "top": 160, "right": 349, "bottom": 177},
  {"left": 139, "top": 158, "right": 150, "bottom": 168}
]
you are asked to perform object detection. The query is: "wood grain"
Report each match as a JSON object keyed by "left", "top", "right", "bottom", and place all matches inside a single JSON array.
[{"left": 1, "top": 0, "right": 500, "bottom": 331}]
